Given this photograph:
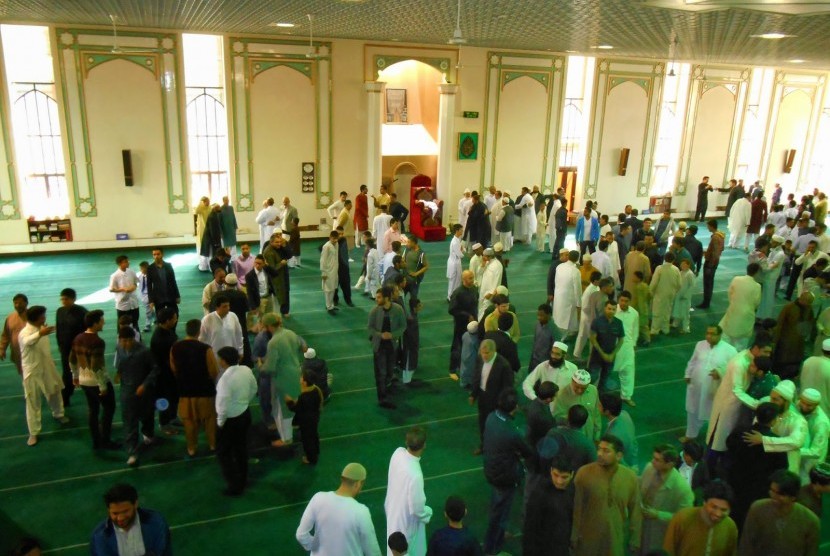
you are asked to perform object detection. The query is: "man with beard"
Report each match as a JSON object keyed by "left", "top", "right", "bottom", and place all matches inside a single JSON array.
[
  {"left": 742, "top": 379, "right": 807, "bottom": 474},
  {"left": 522, "top": 342, "right": 576, "bottom": 401},
  {"left": 462, "top": 191, "right": 490, "bottom": 248},
  {"left": 90, "top": 484, "right": 171, "bottom": 555},
  {"left": 797, "top": 388, "right": 829, "bottom": 484}
]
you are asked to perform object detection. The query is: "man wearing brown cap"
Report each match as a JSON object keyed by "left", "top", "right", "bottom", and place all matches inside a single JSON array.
[{"left": 296, "top": 462, "right": 382, "bottom": 555}]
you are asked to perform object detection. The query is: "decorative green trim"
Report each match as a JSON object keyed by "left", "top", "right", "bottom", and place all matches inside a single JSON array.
[
  {"left": 251, "top": 60, "right": 312, "bottom": 81},
  {"left": 374, "top": 55, "right": 450, "bottom": 79},
  {"left": 609, "top": 77, "right": 649, "bottom": 93},
  {"left": 502, "top": 71, "right": 549, "bottom": 90},
  {"left": 55, "top": 28, "right": 184, "bottom": 216},
  {"left": 83, "top": 53, "right": 158, "bottom": 77},
  {"left": 171, "top": 40, "right": 188, "bottom": 213}
]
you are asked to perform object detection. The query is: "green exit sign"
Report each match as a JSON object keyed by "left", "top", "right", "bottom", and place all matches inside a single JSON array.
[{"left": 463, "top": 111, "right": 479, "bottom": 118}]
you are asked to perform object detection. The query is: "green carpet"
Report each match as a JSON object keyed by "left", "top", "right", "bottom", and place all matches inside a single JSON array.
[{"left": 0, "top": 222, "right": 825, "bottom": 555}]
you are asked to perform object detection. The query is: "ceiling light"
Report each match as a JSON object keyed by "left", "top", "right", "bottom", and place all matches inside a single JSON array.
[
  {"left": 591, "top": 44, "right": 614, "bottom": 50},
  {"left": 789, "top": 59, "right": 806, "bottom": 64},
  {"left": 751, "top": 33, "right": 792, "bottom": 39},
  {"left": 269, "top": 22, "right": 295, "bottom": 28},
  {"left": 565, "top": 50, "right": 577, "bottom": 53}
]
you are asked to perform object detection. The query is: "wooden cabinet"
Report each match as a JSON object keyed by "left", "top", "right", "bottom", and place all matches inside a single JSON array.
[{"left": 27, "top": 218, "right": 72, "bottom": 243}]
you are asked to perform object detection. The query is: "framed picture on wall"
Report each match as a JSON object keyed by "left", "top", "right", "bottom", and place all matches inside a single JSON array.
[
  {"left": 386, "top": 88, "right": 407, "bottom": 123},
  {"left": 458, "top": 132, "right": 478, "bottom": 160}
]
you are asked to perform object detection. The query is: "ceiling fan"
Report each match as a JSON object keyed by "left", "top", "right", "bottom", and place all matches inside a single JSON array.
[
  {"left": 448, "top": 0, "right": 468, "bottom": 45},
  {"left": 107, "top": 15, "right": 156, "bottom": 54},
  {"left": 305, "top": 14, "right": 325, "bottom": 59}
]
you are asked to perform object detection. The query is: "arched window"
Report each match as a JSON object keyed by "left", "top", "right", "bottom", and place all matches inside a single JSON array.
[
  {"left": 186, "top": 87, "right": 229, "bottom": 205},
  {"left": 12, "top": 84, "right": 69, "bottom": 218}
]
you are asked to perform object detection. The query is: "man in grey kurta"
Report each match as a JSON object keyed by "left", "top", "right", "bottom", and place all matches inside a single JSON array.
[{"left": 262, "top": 314, "right": 303, "bottom": 446}]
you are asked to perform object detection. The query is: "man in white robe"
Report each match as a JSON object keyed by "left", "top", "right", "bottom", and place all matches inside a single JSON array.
[
  {"left": 727, "top": 194, "right": 752, "bottom": 249},
  {"left": 255, "top": 198, "right": 281, "bottom": 253},
  {"left": 573, "top": 272, "right": 601, "bottom": 360},
  {"left": 758, "top": 235, "right": 787, "bottom": 319},
  {"left": 514, "top": 187, "right": 536, "bottom": 244},
  {"left": 199, "top": 295, "right": 244, "bottom": 360},
  {"left": 457, "top": 189, "right": 472, "bottom": 230},
  {"left": 384, "top": 427, "right": 432, "bottom": 556},
  {"left": 468, "top": 243, "right": 484, "bottom": 286},
  {"left": 614, "top": 292, "right": 639, "bottom": 406},
  {"left": 681, "top": 325, "right": 737, "bottom": 443},
  {"left": 478, "top": 249, "right": 503, "bottom": 319},
  {"left": 522, "top": 341, "right": 577, "bottom": 400},
  {"left": 605, "top": 231, "right": 622, "bottom": 289},
  {"left": 798, "top": 388, "right": 830, "bottom": 484},
  {"left": 489, "top": 195, "right": 504, "bottom": 246},
  {"left": 446, "top": 224, "right": 464, "bottom": 301},
  {"left": 801, "top": 342, "right": 830, "bottom": 417},
  {"left": 719, "top": 264, "right": 762, "bottom": 351},
  {"left": 547, "top": 194, "right": 562, "bottom": 253},
  {"left": 742, "top": 380, "right": 807, "bottom": 474},
  {"left": 591, "top": 240, "right": 613, "bottom": 279},
  {"left": 18, "top": 306, "right": 68, "bottom": 446},
  {"left": 320, "top": 232, "right": 340, "bottom": 313},
  {"left": 373, "top": 209, "right": 393, "bottom": 253},
  {"left": 706, "top": 336, "right": 773, "bottom": 461},
  {"left": 484, "top": 186, "right": 498, "bottom": 211},
  {"left": 553, "top": 250, "right": 582, "bottom": 340}
]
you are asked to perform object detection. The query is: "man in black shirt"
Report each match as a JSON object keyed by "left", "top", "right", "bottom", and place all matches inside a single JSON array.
[
  {"left": 56, "top": 287, "right": 87, "bottom": 406},
  {"left": 332, "top": 226, "right": 354, "bottom": 307},
  {"left": 684, "top": 224, "right": 704, "bottom": 274},
  {"left": 523, "top": 455, "right": 576, "bottom": 556},
  {"left": 150, "top": 308, "right": 179, "bottom": 434},
  {"left": 146, "top": 248, "right": 181, "bottom": 316},
  {"left": 388, "top": 192, "right": 409, "bottom": 233},
  {"left": 695, "top": 176, "right": 714, "bottom": 222}
]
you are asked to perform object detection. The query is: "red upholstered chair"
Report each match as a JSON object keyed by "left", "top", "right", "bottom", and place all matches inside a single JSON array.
[{"left": 409, "top": 175, "right": 445, "bottom": 242}]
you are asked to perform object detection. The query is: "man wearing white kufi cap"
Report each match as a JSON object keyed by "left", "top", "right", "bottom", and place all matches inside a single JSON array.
[
  {"left": 743, "top": 379, "right": 807, "bottom": 474},
  {"left": 551, "top": 368, "right": 601, "bottom": 442},
  {"left": 457, "top": 188, "right": 473, "bottom": 229},
  {"left": 477, "top": 249, "right": 503, "bottom": 319},
  {"left": 468, "top": 243, "right": 484, "bottom": 287},
  {"left": 523, "top": 341, "right": 576, "bottom": 402},
  {"left": 757, "top": 234, "right": 787, "bottom": 320},
  {"left": 798, "top": 387, "right": 830, "bottom": 484},
  {"left": 801, "top": 339, "right": 830, "bottom": 417}
]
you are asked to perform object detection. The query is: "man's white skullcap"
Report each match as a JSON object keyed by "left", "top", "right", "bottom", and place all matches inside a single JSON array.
[
  {"left": 802, "top": 388, "right": 821, "bottom": 403},
  {"left": 553, "top": 341, "right": 568, "bottom": 352},
  {"left": 493, "top": 242, "right": 504, "bottom": 252},
  {"left": 559, "top": 248, "right": 570, "bottom": 254},
  {"left": 483, "top": 248, "right": 495, "bottom": 257},
  {"left": 823, "top": 338, "right": 830, "bottom": 352},
  {"left": 467, "top": 321, "right": 479, "bottom": 333},
  {"left": 464, "top": 188, "right": 471, "bottom": 194},
  {"left": 472, "top": 243, "right": 483, "bottom": 251},
  {"left": 772, "top": 235, "right": 785, "bottom": 244},
  {"left": 582, "top": 254, "right": 593, "bottom": 261},
  {"left": 304, "top": 348, "right": 316, "bottom": 359},
  {"left": 573, "top": 369, "right": 591, "bottom": 386},
  {"left": 495, "top": 285, "right": 509, "bottom": 296},
  {"left": 773, "top": 379, "right": 796, "bottom": 401}
]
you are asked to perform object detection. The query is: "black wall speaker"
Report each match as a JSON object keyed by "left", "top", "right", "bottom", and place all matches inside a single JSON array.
[
  {"left": 122, "top": 149, "right": 133, "bottom": 187},
  {"left": 783, "top": 149, "right": 796, "bottom": 174},
  {"left": 618, "top": 148, "right": 630, "bottom": 176}
]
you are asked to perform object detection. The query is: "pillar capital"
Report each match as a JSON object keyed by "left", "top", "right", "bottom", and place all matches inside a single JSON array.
[{"left": 438, "top": 83, "right": 460, "bottom": 95}]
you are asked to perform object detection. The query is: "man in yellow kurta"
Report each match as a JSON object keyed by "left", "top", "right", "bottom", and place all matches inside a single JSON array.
[
  {"left": 571, "top": 434, "right": 642, "bottom": 556},
  {"left": 663, "top": 480, "right": 738, "bottom": 556}
]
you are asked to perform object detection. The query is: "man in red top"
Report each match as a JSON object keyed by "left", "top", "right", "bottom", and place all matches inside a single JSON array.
[
  {"left": 354, "top": 184, "right": 369, "bottom": 248},
  {"left": 746, "top": 191, "right": 769, "bottom": 251}
]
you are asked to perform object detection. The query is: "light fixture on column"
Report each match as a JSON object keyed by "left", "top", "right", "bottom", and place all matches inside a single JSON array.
[
  {"left": 305, "top": 14, "right": 324, "bottom": 59},
  {"left": 667, "top": 35, "right": 678, "bottom": 77}
]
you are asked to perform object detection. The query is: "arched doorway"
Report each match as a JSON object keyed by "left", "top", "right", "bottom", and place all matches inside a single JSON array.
[{"left": 379, "top": 60, "right": 441, "bottom": 206}]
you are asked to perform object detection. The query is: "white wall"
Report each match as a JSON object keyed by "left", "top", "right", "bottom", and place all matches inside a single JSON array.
[{"left": 493, "top": 76, "right": 548, "bottom": 191}]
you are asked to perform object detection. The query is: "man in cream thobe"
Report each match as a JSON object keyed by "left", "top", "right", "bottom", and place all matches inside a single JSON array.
[
  {"left": 547, "top": 195, "right": 562, "bottom": 253},
  {"left": 801, "top": 348, "right": 830, "bottom": 417},
  {"left": 719, "top": 268, "right": 761, "bottom": 351},
  {"left": 515, "top": 188, "right": 537, "bottom": 244},
  {"left": 706, "top": 340, "right": 772, "bottom": 457},
  {"left": 18, "top": 307, "right": 68, "bottom": 445},
  {"left": 614, "top": 293, "right": 639, "bottom": 404},
  {"left": 743, "top": 380, "right": 807, "bottom": 474},
  {"left": 649, "top": 256, "right": 681, "bottom": 336},
  {"left": 320, "top": 233, "right": 339, "bottom": 313},
  {"left": 553, "top": 251, "right": 582, "bottom": 340},
  {"left": 384, "top": 433, "right": 432, "bottom": 556},
  {"left": 255, "top": 199, "right": 281, "bottom": 252},
  {"left": 758, "top": 236, "right": 786, "bottom": 320},
  {"left": 446, "top": 225, "right": 464, "bottom": 301},
  {"left": 682, "top": 326, "right": 738, "bottom": 442},
  {"left": 477, "top": 250, "right": 504, "bottom": 319},
  {"left": 798, "top": 389, "right": 830, "bottom": 484},
  {"left": 727, "top": 195, "right": 751, "bottom": 249},
  {"left": 469, "top": 243, "right": 484, "bottom": 286}
]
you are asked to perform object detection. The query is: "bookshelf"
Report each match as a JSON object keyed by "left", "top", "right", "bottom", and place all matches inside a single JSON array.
[{"left": 27, "top": 218, "right": 72, "bottom": 243}]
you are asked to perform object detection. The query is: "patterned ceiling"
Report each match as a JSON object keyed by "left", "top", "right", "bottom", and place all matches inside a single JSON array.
[{"left": 3, "top": 0, "right": 830, "bottom": 69}]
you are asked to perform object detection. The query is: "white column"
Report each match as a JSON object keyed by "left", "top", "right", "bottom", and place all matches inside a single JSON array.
[
  {"left": 437, "top": 83, "right": 459, "bottom": 199},
  {"left": 365, "top": 81, "right": 385, "bottom": 194}
]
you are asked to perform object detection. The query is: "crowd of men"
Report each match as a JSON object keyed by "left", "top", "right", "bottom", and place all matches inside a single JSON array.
[{"left": 2, "top": 178, "right": 829, "bottom": 555}]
